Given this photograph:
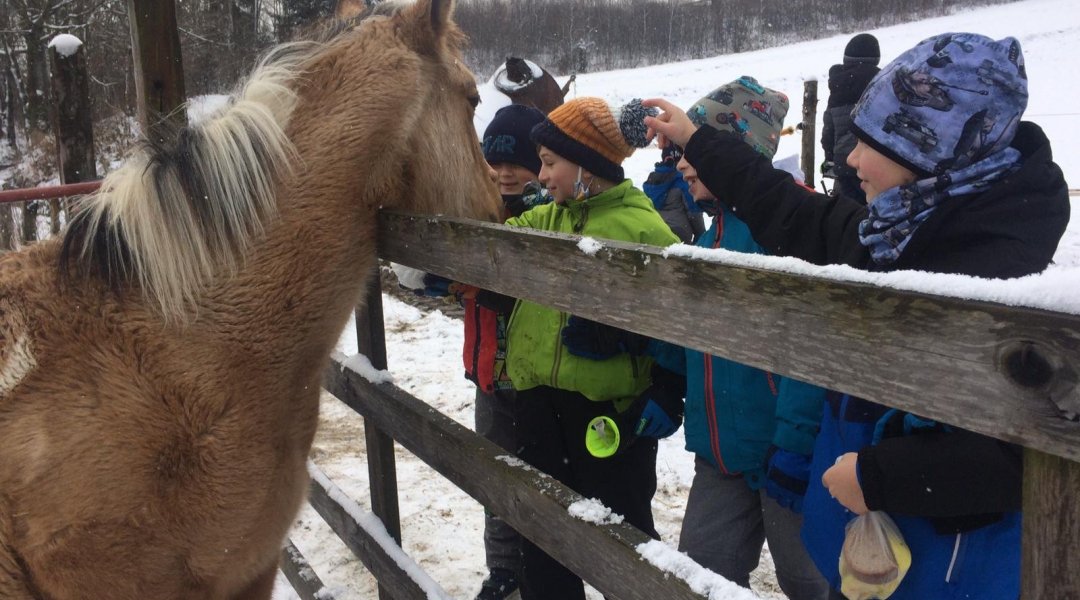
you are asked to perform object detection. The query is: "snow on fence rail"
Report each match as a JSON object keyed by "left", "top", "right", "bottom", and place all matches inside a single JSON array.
[{"left": 288, "top": 211, "right": 1080, "bottom": 599}]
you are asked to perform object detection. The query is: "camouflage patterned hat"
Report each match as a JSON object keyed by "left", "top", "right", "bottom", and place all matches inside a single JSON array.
[
  {"left": 851, "top": 33, "right": 1028, "bottom": 177},
  {"left": 686, "top": 76, "right": 789, "bottom": 158}
]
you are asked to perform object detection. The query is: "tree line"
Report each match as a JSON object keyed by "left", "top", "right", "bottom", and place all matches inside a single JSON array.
[
  {"left": 0, "top": 0, "right": 1010, "bottom": 175},
  {"left": 453, "top": 0, "right": 1014, "bottom": 76}
]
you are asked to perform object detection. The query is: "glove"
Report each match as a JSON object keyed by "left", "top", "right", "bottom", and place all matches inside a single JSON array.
[
  {"left": 820, "top": 160, "right": 837, "bottom": 179},
  {"left": 630, "top": 365, "right": 685, "bottom": 439},
  {"left": 633, "top": 397, "right": 682, "bottom": 438},
  {"left": 560, "top": 316, "right": 648, "bottom": 360},
  {"left": 764, "top": 446, "right": 812, "bottom": 514},
  {"left": 872, "top": 408, "right": 950, "bottom": 444},
  {"left": 420, "top": 273, "right": 452, "bottom": 297},
  {"left": 420, "top": 274, "right": 476, "bottom": 304}
]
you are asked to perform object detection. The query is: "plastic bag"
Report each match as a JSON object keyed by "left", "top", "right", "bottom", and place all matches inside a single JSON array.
[{"left": 839, "top": 511, "right": 912, "bottom": 600}]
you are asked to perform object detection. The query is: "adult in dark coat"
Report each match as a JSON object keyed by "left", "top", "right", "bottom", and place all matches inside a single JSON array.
[
  {"left": 821, "top": 33, "right": 880, "bottom": 204},
  {"left": 646, "top": 33, "right": 1069, "bottom": 599}
]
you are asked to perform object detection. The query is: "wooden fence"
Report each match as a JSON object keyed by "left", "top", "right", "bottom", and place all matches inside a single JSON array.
[{"left": 281, "top": 211, "right": 1080, "bottom": 599}]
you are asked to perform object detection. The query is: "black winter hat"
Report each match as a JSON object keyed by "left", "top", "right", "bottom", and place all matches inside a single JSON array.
[
  {"left": 482, "top": 104, "right": 545, "bottom": 175},
  {"left": 844, "top": 33, "right": 880, "bottom": 66}
]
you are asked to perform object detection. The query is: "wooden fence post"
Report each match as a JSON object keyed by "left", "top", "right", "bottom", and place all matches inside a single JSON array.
[
  {"left": 801, "top": 79, "right": 818, "bottom": 191},
  {"left": 48, "top": 34, "right": 97, "bottom": 235},
  {"left": 126, "top": 0, "right": 186, "bottom": 137},
  {"left": 1022, "top": 449, "right": 1080, "bottom": 598},
  {"left": 354, "top": 265, "right": 401, "bottom": 600}
]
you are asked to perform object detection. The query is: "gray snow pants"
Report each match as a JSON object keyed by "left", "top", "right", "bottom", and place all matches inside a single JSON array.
[
  {"left": 475, "top": 387, "right": 522, "bottom": 575},
  {"left": 678, "top": 457, "right": 840, "bottom": 600}
]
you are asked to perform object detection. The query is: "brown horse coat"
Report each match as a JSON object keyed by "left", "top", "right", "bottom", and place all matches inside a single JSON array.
[{"left": 0, "top": 1, "right": 498, "bottom": 598}]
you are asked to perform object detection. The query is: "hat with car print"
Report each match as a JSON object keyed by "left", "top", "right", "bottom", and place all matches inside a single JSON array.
[{"left": 685, "top": 76, "right": 789, "bottom": 159}]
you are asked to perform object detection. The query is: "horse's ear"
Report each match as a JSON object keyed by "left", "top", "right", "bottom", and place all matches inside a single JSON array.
[
  {"left": 401, "top": 0, "right": 454, "bottom": 54},
  {"left": 429, "top": 0, "right": 452, "bottom": 35}
]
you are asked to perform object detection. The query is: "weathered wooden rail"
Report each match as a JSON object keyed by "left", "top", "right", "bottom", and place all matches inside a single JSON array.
[{"left": 283, "top": 211, "right": 1079, "bottom": 599}]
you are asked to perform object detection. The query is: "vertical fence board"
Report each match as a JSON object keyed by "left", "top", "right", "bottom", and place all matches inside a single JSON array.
[
  {"left": 126, "top": 0, "right": 186, "bottom": 135},
  {"left": 801, "top": 79, "right": 818, "bottom": 190},
  {"left": 1022, "top": 449, "right": 1080, "bottom": 598},
  {"left": 354, "top": 266, "right": 400, "bottom": 600},
  {"left": 48, "top": 38, "right": 96, "bottom": 235}
]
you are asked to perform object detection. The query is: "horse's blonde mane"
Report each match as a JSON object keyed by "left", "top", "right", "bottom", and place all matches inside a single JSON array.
[{"left": 61, "top": 42, "right": 328, "bottom": 319}]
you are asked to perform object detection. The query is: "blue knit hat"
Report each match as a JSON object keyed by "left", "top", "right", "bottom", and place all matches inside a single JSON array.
[
  {"left": 851, "top": 33, "right": 1028, "bottom": 177},
  {"left": 483, "top": 105, "right": 545, "bottom": 175}
]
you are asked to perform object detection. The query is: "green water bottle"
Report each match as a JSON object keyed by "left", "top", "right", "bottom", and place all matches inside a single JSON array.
[{"left": 585, "top": 411, "right": 639, "bottom": 459}]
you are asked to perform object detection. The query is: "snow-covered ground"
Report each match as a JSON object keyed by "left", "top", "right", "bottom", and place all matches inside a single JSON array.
[{"left": 279, "top": 1, "right": 1080, "bottom": 598}]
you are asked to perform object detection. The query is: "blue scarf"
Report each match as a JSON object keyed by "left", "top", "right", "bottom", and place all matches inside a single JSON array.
[{"left": 858, "top": 147, "right": 1021, "bottom": 264}]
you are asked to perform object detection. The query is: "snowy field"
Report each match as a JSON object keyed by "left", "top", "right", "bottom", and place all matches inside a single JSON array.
[{"left": 280, "top": 1, "right": 1080, "bottom": 598}]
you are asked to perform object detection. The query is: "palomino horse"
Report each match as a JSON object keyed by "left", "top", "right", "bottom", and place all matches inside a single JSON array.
[{"left": 0, "top": 0, "right": 499, "bottom": 597}]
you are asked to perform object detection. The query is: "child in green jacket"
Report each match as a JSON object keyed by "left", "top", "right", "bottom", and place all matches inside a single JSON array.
[{"left": 505, "top": 96, "right": 681, "bottom": 600}]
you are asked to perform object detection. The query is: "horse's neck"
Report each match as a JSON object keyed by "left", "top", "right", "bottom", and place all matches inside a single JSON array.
[
  {"left": 203, "top": 46, "right": 414, "bottom": 361},
  {"left": 211, "top": 129, "right": 390, "bottom": 361}
]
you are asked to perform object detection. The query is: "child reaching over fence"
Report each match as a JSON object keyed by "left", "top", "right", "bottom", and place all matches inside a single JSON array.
[
  {"left": 503, "top": 96, "right": 681, "bottom": 600},
  {"left": 649, "top": 76, "right": 836, "bottom": 600},
  {"left": 644, "top": 33, "right": 1069, "bottom": 599}
]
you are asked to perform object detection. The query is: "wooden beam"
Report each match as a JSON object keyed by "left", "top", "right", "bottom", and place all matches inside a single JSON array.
[
  {"left": 126, "top": 0, "right": 186, "bottom": 136},
  {"left": 353, "top": 268, "right": 400, "bottom": 600},
  {"left": 48, "top": 37, "right": 96, "bottom": 234},
  {"left": 1022, "top": 450, "right": 1080, "bottom": 598},
  {"left": 306, "top": 463, "right": 437, "bottom": 600},
  {"left": 375, "top": 212, "right": 1080, "bottom": 462},
  {"left": 800, "top": 80, "right": 818, "bottom": 190},
  {"left": 323, "top": 354, "right": 712, "bottom": 600},
  {"left": 280, "top": 541, "right": 334, "bottom": 600}
]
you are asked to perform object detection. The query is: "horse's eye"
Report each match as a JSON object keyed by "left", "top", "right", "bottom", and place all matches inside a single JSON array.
[{"left": 468, "top": 95, "right": 480, "bottom": 109}]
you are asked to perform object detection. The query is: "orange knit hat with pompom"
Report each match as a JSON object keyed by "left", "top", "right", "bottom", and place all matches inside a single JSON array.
[{"left": 529, "top": 97, "right": 656, "bottom": 182}]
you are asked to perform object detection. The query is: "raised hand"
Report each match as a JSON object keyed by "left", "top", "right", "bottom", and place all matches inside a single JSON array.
[{"left": 642, "top": 98, "right": 700, "bottom": 149}]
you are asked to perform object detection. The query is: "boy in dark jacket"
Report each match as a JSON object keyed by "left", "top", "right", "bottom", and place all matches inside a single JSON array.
[
  {"left": 473, "top": 104, "right": 549, "bottom": 600},
  {"left": 646, "top": 33, "right": 1069, "bottom": 599},
  {"left": 821, "top": 33, "right": 880, "bottom": 204}
]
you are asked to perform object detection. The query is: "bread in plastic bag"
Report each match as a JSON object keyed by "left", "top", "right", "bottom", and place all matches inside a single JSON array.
[{"left": 839, "top": 510, "right": 912, "bottom": 600}]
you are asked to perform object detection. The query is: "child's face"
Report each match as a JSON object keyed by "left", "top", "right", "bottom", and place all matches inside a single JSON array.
[
  {"left": 676, "top": 156, "right": 716, "bottom": 201},
  {"left": 538, "top": 146, "right": 582, "bottom": 204},
  {"left": 489, "top": 162, "right": 538, "bottom": 196},
  {"left": 847, "top": 141, "right": 918, "bottom": 204}
]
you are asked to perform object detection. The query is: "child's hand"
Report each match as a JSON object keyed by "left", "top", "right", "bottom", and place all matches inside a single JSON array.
[
  {"left": 822, "top": 452, "right": 869, "bottom": 515},
  {"left": 642, "top": 98, "right": 698, "bottom": 149}
]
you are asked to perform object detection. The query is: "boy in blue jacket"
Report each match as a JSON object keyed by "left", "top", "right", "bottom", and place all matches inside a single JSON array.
[
  {"left": 642, "top": 142, "right": 705, "bottom": 244},
  {"left": 646, "top": 34, "right": 1069, "bottom": 599},
  {"left": 655, "top": 78, "right": 834, "bottom": 599}
]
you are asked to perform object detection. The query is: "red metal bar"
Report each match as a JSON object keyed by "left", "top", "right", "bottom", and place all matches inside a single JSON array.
[{"left": 0, "top": 180, "right": 102, "bottom": 204}]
